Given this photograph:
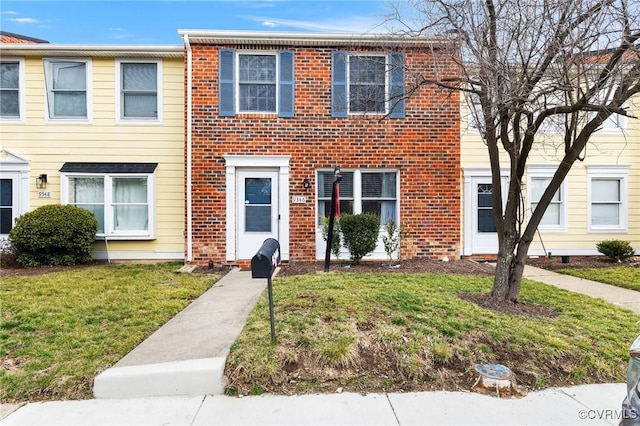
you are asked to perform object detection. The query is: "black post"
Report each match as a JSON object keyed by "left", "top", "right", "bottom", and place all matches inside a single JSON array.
[
  {"left": 324, "top": 165, "right": 341, "bottom": 272},
  {"left": 267, "top": 276, "right": 276, "bottom": 343}
]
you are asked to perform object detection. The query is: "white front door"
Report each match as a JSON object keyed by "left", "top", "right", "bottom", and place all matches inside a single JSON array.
[
  {"left": 237, "top": 170, "right": 279, "bottom": 259},
  {"left": 464, "top": 175, "right": 508, "bottom": 255}
]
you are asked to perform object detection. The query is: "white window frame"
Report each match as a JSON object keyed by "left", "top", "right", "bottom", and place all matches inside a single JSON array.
[
  {"left": 236, "top": 51, "right": 278, "bottom": 114},
  {"left": 0, "top": 57, "right": 25, "bottom": 123},
  {"left": 61, "top": 172, "right": 155, "bottom": 240},
  {"left": 115, "top": 59, "right": 162, "bottom": 124},
  {"left": 44, "top": 58, "right": 92, "bottom": 122},
  {"left": 316, "top": 168, "right": 400, "bottom": 228},
  {"left": 347, "top": 53, "right": 389, "bottom": 115},
  {"left": 587, "top": 165, "right": 629, "bottom": 233},
  {"left": 527, "top": 166, "right": 568, "bottom": 232}
]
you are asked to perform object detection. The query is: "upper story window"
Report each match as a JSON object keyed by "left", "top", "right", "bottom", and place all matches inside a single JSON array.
[
  {"left": 587, "top": 165, "right": 629, "bottom": 232},
  {"left": 527, "top": 166, "right": 567, "bottom": 232},
  {"left": 219, "top": 49, "right": 294, "bottom": 117},
  {"left": 239, "top": 54, "right": 276, "bottom": 112},
  {"left": 117, "top": 60, "right": 161, "bottom": 122},
  {"left": 332, "top": 51, "right": 405, "bottom": 118},
  {"left": 60, "top": 162, "right": 157, "bottom": 239},
  {"left": 44, "top": 58, "right": 91, "bottom": 121},
  {"left": 0, "top": 59, "right": 24, "bottom": 121}
]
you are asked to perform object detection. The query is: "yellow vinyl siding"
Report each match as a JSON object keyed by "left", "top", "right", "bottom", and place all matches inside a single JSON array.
[
  {"left": 0, "top": 53, "right": 185, "bottom": 261},
  {"left": 461, "top": 95, "right": 640, "bottom": 256}
]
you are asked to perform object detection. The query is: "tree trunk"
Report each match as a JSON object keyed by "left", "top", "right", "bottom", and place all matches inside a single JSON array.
[{"left": 491, "top": 240, "right": 530, "bottom": 302}]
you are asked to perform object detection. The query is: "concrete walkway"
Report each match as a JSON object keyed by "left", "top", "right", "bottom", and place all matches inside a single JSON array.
[
  {"left": 93, "top": 268, "right": 267, "bottom": 399},
  {"left": 1, "top": 264, "right": 638, "bottom": 425},
  {"left": 523, "top": 265, "right": 640, "bottom": 314}
]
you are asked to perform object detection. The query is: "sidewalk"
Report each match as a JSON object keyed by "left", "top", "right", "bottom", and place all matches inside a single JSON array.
[
  {"left": 1, "top": 264, "right": 637, "bottom": 425},
  {"left": 523, "top": 265, "right": 640, "bottom": 314},
  {"left": 0, "top": 383, "right": 627, "bottom": 425}
]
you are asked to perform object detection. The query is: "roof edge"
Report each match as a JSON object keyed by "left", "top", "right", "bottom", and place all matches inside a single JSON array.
[
  {"left": 178, "top": 29, "right": 452, "bottom": 47},
  {"left": 0, "top": 44, "right": 184, "bottom": 58}
]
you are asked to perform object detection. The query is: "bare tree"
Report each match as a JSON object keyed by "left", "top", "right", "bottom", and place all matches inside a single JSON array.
[{"left": 387, "top": 0, "right": 640, "bottom": 301}]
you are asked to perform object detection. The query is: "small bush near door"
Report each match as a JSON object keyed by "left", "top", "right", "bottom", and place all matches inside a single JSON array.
[
  {"left": 339, "top": 213, "right": 380, "bottom": 265},
  {"left": 596, "top": 239, "right": 635, "bottom": 263},
  {"left": 9, "top": 204, "right": 98, "bottom": 268}
]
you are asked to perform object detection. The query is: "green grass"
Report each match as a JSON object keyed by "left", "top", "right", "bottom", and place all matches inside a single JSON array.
[
  {"left": 0, "top": 263, "right": 218, "bottom": 402},
  {"left": 555, "top": 267, "right": 640, "bottom": 292},
  {"left": 225, "top": 272, "right": 640, "bottom": 395}
]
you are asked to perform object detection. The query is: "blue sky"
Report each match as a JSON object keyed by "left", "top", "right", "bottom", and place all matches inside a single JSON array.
[{"left": 1, "top": 0, "right": 395, "bottom": 45}]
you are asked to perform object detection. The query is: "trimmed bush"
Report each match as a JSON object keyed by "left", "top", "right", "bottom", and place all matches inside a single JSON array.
[
  {"left": 8, "top": 204, "right": 98, "bottom": 268},
  {"left": 596, "top": 239, "right": 635, "bottom": 263},
  {"left": 339, "top": 213, "right": 380, "bottom": 264}
]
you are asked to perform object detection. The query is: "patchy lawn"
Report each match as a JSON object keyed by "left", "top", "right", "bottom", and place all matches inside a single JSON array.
[
  {"left": 225, "top": 272, "right": 639, "bottom": 396},
  {"left": 0, "top": 263, "right": 219, "bottom": 403}
]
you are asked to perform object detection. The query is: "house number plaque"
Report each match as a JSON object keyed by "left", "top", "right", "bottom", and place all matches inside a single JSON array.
[
  {"left": 38, "top": 191, "right": 52, "bottom": 198},
  {"left": 292, "top": 196, "right": 307, "bottom": 203}
]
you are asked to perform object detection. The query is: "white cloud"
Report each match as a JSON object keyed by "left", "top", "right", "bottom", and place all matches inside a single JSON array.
[
  {"left": 8, "top": 17, "right": 41, "bottom": 24},
  {"left": 108, "top": 27, "right": 134, "bottom": 40},
  {"left": 1, "top": 11, "right": 20, "bottom": 15},
  {"left": 242, "top": 15, "right": 381, "bottom": 33}
]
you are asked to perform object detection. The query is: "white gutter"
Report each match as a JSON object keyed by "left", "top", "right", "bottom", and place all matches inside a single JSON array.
[
  {"left": 177, "top": 29, "right": 448, "bottom": 47},
  {"left": 0, "top": 43, "right": 184, "bottom": 58},
  {"left": 183, "top": 34, "right": 193, "bottom": 263}
]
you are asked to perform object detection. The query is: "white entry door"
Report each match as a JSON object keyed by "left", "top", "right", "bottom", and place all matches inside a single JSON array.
[
  {"left": 467, "top": 175, "right": 508, "bottom": 255},
  {"left": 237, "top": 170, "right": 279, "bottom": 259}
]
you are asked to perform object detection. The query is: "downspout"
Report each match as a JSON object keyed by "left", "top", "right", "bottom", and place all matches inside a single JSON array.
[{"left": 184, "top": 34, "right": 193, "bottom": 262}]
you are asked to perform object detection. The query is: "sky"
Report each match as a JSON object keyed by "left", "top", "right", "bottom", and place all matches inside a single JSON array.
[{"left": 0, "top": 0, "right": 397, "bottom": 45}]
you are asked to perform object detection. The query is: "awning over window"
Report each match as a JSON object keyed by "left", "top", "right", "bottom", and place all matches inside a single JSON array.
[{"left": 60, "top": 162, "right": 158, "bottom": 174}]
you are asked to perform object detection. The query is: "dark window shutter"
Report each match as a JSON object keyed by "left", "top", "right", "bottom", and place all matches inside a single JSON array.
[
  {"left": 219, "top": 49, "right": 235, "bottom": 117},
  {"left": 331, "top": 51, "right": 348, "bottom": 118},
  {"left": 389, "top": 52, "right": 405, "bottom": 119},
  {"left": 278, "top": 50, "right": 294, "bottom": 118}
]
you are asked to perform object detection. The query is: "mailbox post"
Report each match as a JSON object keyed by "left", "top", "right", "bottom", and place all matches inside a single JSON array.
[{"left": 251, "top": 238, "right": 281, "bottom": 343}]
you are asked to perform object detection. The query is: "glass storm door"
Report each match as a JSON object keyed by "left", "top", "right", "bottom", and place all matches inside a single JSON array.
[
  {"left": 0, "top": 176, "right": 18, "bottom": 237},
  {"left": 471, "top": 178, "right": 500, "bottom": 254},
  {"left": 237, "top": 170, "right": 279, "bottom": 259}
]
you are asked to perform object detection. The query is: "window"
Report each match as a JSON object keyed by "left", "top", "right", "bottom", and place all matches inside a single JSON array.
[
  {"left": 117, "top": 60, "right": 161, "bottom": 121},
  {"left": 332, "top": 51, "right": 405, "bottom": 118},
  {"left": 44, "top": 59, "right": 91, "bottom": 120},
  {"left": 1, "top": 60, "right": 22, "bottom": 120},
  {"left": 528, "top": 166, "right": 567, "bottom": 231},
  {"left": 317, "top": 169, "right": 398, "bottom": 226},
  {"left": 61, "top": 163, "right": 156, "bottom": 239},
  {"left": 587, "top": 166, "right": 628, "bottom": 232},
  {"left": 218, "top": 49, "right": 294, "bottom": 117}
]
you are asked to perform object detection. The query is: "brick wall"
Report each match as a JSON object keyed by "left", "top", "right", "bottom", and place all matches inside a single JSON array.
[{"left": 187, "top": 43, "right": 461, "bottom": 264}]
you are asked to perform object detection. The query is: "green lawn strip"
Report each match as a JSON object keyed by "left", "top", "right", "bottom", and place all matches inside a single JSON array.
[
  {"left": 555, "top": 267, "right": 640, "bottom": 292},
  {"left": 225, "top": 272, "right": 639, "bottom": 395},
  {"left": 0, "top": 263, "right": 218, "bottom": 402}
]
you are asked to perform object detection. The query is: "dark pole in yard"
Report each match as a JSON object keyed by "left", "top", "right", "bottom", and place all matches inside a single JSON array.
[{"left": 324, "top": 165, "right": 341, "bottom": 272}]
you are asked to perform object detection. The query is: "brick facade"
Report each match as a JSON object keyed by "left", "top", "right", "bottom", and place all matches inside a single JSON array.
[{"left": 186, "top": 36, "right": 461, "bottom": 265}]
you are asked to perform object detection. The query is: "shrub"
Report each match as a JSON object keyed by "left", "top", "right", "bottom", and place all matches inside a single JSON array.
[
  {"left": 382, "top": 218, "right": 408, "bottom": 265},
  {"left": 9, "top": 204, "right": 98, "bottom": 268},
  {"left": 596, "top": 239, "right": 635, "bottom": 263},
  {"left": 339, "top": 213, "right": 380, "bottom": 264},
  {"left": 320, "top": 215, "right": 342, "bottom": 262}
]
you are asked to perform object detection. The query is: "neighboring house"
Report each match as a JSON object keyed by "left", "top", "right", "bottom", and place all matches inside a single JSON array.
[
  {"left": 460, "top": 92, "right": 640, "bottom": 258},
  {"left": 0, "top": 36, "right": 186, "bottom": 261},
  {"left": 180, "top": 30, "right": 461, "bottom": 265}
]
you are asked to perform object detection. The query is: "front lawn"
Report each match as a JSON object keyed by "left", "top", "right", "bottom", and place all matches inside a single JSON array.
[
  {"left": 225, "top": 272, "right": 639, "bottom": 396},
  {"left": 0, "top": 263, "right": 219, "bottom": 403},
  {"left": 555, "top": 267, "right": 640, "bottom": 292}
]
